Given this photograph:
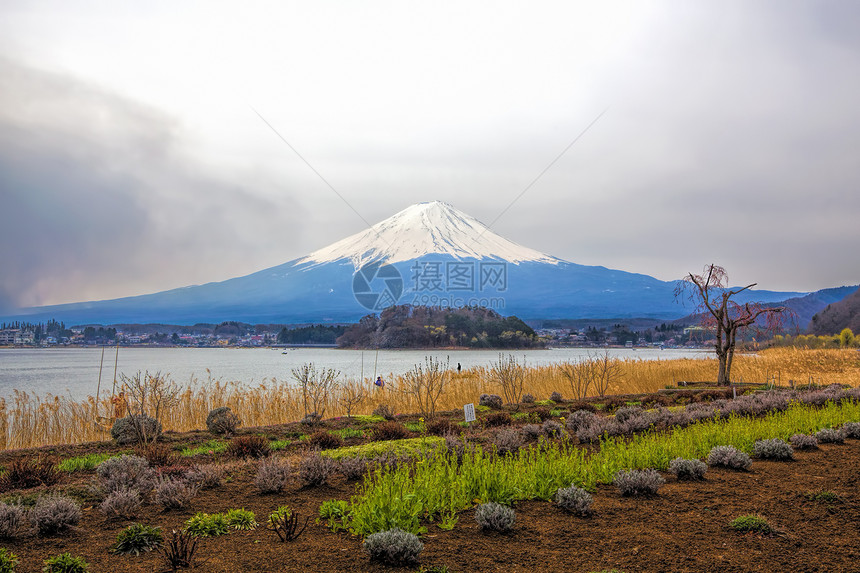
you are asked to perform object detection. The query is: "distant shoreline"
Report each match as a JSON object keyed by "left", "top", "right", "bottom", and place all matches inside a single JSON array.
[{"left": 1, "top": 343, "right": 711, "bottom": 351}]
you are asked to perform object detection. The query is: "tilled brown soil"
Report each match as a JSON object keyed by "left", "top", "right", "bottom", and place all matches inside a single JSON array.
[{"left": 3, "top": 439, "right": 859, "bottom": 572}]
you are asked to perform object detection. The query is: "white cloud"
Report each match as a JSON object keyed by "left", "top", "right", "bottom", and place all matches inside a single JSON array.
[{"left": 1, "top": 1, "right": 858, "bottom": 307}]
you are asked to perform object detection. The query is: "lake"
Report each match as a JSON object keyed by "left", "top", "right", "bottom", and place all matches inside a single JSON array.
[{"left": 0, "top": 347, "right": 713, "bottom": 400}]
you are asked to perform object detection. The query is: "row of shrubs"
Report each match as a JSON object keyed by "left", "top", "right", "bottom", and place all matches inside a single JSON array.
[
  {"left": 361, "top": 428, "right": 850, "bottom": 568},
  {"left": 0, "top": 447, "right": 380, "bottom": 541},
  {"left": 565, "top": 386, "right": 860, "bottom": 444}
]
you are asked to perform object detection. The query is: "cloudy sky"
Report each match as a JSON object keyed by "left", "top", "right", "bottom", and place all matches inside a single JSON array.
[{"left": 1, "top": 1, "right": 858, "bottom": 310}]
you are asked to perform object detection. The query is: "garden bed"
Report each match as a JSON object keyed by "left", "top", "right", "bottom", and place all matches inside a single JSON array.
[{"left": 1, "top": 385, "right": 858, "bottom": 572}]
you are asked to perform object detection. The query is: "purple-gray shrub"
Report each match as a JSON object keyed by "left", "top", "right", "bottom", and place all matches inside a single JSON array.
[
  {"left": 474, "top": 502, "right": 516, "bottom": 532},
  {"left": 99, "top": 489, "right": 142, "bottom": 520},
  {"left": 28, "top": 494, "right": 81, "bottom": 535},
  {"left": 753, "top": 438, "right": 794, "bottom": 460},
  {"left": 613, "top": 469, "right": 665, "bottom": 496},
  {"left": 790, "top": 434, "right": 818, "bottom": 450},
  {"left": 362, "top": 528, "right": 423, "bottom": 566},
  {"left": 555, "top": 485, "right": 593, "bottom": 516},
  {"left": 668, "top": 457, "right": 707, "bottom": 480},
  {"left": 707, "top": 445, "right": 752, "bottom": 471}
]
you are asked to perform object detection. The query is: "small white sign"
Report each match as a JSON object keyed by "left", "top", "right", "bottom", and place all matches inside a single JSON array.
[{"left": 463, "top": 403, "right": 476, "bottom": 423}]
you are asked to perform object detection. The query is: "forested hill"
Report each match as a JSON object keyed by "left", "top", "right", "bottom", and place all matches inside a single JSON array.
[
  {"left": 336, "top": 305, "right": 542, "bottom": 349},
  {"left": 808, "top": 286, "right": 860, "bottom": 335}
]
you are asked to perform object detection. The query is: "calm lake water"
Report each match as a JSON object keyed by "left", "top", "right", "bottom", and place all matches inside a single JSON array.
[{"left": 0, "top": 347, "right": 713, "bottom": 400}]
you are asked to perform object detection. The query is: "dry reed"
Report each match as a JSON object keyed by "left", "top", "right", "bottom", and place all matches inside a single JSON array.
[{"left": 1, "top": 348, "right": 857, "bottom": 451}]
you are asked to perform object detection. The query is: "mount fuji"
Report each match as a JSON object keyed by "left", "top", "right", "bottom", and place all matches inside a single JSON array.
[{"left": 6, "top": 201, "right": 804, "bottom": 325}]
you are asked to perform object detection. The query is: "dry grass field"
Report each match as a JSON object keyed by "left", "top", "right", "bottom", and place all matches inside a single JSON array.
[{"left": 1, "top": 348, "right": 858, "bottom": 451}]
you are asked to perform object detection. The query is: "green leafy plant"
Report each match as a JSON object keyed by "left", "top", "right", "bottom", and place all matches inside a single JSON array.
[
  {"left": 0, "top": 548, "right": 19, "bottom": 573},
  {"left": 345, "top": 399, "right": 860, "bottom": 536},
  {"left": 318, "top": 500, "right": 350, "bottom": 532},
  {"left": 110, "top": 523, "right": 164, "bottom": 555},
  {"left": 268, "top": 439, "right": 292, "bottom": 451},
  {"left": 184, "top": 512, "right": 229, "bottom": 537},
  {"left": 332, "top": 427, "right": 364, "bottom": 440},
  {"left": 730, "top": 514, "right": 772, "bottom": 533},
  {"left": 57, "top": 453, "right": 121, "bottom": 473},
  {"left": 42, "top": 553, "right": 89, "bottom": 573},
  {"left": 267, "top": 506, "right": 292, "bottom": 528},
  {"left": 404, "top": 421, "right": 425, "bottom": 433},
  {"left": 225, "top": 508, "right": 257, "bottom": 530},
  {"left": 436, "top": 511, "right": 458, "bottom": 531},
  {"left": 180, "top": 440, "right": 229, "bottom": 457}
]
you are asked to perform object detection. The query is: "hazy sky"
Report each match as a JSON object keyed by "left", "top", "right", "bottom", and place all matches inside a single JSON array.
[{"left": 2, "top": 1, "right": 858, "bottom": 310}]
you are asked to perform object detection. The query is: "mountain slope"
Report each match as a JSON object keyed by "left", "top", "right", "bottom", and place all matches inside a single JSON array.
[
  {"left": 808, "top": 286, "right": 860, "bottom": 335},
  {"left": 4, "top": 201, "right": 808, "bottom": 325},
  {"left": 774, "top": 285, "right": 860, "bottom": 331}
]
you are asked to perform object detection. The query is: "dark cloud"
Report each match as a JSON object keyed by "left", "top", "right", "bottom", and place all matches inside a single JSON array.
[
  {"left": 1, "top": 2, "right": 858, "bottom": 307},
  {"left": 0, "top": 59, "right": 305, "bottom": 308}
]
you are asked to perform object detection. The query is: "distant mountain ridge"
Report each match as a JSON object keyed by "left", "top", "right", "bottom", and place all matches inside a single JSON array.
[
  {"left": 775, "top": 285, "right": 860, "bottom": 331},
  {"left": 2, "top": 201, "right": 819, "bottom": 325},
  {"left": 808, "top": 286, "right": 860, "bottom": 335}
]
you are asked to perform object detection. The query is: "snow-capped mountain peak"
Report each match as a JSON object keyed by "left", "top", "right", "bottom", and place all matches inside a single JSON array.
[{"left": 297, "top": 201, "right": 563, "bottom": 268}]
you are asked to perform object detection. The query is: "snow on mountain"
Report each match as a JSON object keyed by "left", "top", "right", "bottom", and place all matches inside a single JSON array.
[{"left": 297, "top": 201, "right": 563, "bottom": 268}]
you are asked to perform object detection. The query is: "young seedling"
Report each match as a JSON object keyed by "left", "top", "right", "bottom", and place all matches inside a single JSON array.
[{"left": 269, "top": 509, "right": 309, "bottom": 542}]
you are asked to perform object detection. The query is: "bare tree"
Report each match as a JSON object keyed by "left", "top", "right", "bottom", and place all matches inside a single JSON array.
[
  {"left": 592, "top": 351, "right": 621, "bottom": 397},
  {"left": 401, "top": 356, "right": 449, "bottom": 420},
  {"left": 120, "top": 371, "right": 180, "bottom": 444},
  {"left": 557, "top": 360, "right": 594, "bottom": 400},
  {"left": 291, "top": 363, "right": 340, "bottom": 420},
  {"left": 337, "top": 379, "right": 367, "bottom": 418},
  {"left": 677, "top": 264, "right": 786, "bottom": 384},
  {"left": 490, "top": 354, "right": 526, "bottom": 405}
]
